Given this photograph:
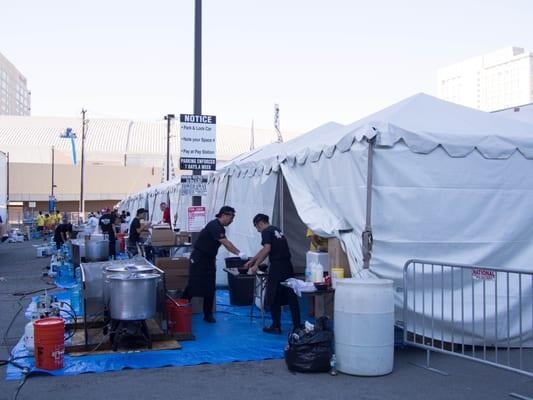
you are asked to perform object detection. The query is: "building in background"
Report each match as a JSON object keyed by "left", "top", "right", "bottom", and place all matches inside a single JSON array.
[
  {"left": 0, "top": 52, "right": 31, "bottom": 116},
  {"left": 437, "top": 47, "right": 533, "bottom": 112},
  {"left": 0, "top": 115, "right": 296, "bottom": 222}
]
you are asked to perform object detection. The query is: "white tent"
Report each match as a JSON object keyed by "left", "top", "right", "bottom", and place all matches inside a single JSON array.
[
  {"left": 213, "top": 93, "right": 533, "bottom": 344},
  {"left": 117, "top": 93, "right": 533, "bottom": 344}
]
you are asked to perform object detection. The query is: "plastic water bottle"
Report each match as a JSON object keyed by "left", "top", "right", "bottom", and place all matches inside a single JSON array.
[
  {"left": 305, "top": 263, "right": 313, "bottom": 282},
  {"left": 330, "top": 354, "right": 338, "bottom": 376}
]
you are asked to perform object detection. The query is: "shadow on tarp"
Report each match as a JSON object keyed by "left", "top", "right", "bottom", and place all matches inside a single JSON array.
[{"left": 6, "top": 290, "right": 298, "bottom": 380}]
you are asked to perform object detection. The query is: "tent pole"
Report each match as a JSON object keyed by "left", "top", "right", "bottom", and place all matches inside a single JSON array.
[
  {"left": 362, "top": 137, "right": 376, "bottom": 269},
  {"left": 279, "top": 172, "right": 284, "bottom": 232}
]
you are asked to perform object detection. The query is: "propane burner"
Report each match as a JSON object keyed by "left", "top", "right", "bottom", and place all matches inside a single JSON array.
[{"left": 109, "top": 320, "right": 152, "bottom": 351}]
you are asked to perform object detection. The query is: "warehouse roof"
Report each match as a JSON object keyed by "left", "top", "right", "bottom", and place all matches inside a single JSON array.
[{"left": 0, "top": 115, "right": 296, "bottom": 166}]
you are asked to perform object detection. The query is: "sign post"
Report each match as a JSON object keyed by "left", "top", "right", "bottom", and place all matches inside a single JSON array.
[{"left": 179, "top": 114, "right": 217, "bottom": 171}]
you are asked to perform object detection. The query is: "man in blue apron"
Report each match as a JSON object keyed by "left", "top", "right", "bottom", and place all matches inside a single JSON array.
[
  {"left": 245, "top": 214, "right": 301, "bottom": 334},
  {"left": 181, "top": 206, "right": 244, "bottom": 323}
]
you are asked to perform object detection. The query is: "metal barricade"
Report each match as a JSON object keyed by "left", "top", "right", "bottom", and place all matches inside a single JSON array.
[{"left": 403, "top": 259, "right": 533, "bottom": 378}]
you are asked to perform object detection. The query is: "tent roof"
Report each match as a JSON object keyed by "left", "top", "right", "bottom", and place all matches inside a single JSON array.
[
  {"left": 220, "top": 93, "right": 533, "bottom": 177},
  {"left": 339, "top": 93, "right": 533, "bottom": 158}
]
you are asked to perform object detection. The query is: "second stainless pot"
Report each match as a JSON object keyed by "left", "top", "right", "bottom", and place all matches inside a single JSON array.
[
  {"left": 107, "top": 273, "right": 159, "bottom": 320},
  {"left": 85, "top": 239, "right": 109, "bottom": 262}
]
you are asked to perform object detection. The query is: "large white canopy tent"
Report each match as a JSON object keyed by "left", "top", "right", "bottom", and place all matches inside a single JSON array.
[
  {"left": 118, "top": 93, "right": 533, "bottom": 344},
  {"left": 211, "top": 93, "right": 533, "bottom": 345}
]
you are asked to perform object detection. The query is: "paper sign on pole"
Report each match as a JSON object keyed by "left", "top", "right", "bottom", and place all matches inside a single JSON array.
[
  {"left": 180, "top": 175, "right": 208, "bottom": 196},
  {"left": 29, "top": 201, "right": 36, "bottom": 208},
  {"left": 180, "top": 114, "right": 216, "bottom": 171},
  {"left": 188, "top": 206, "right": 207, "bottom": 233}
]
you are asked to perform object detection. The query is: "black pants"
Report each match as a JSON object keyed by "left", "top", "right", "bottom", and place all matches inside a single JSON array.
[
  {"left": 109, "top": 238, "right": 116, "bottom": 259},
  {"left": 181, "top": 287, "right": 214, "bottom": 318},
  {"left": 270, "top": 286, "right": 301, "bottom": 329}
]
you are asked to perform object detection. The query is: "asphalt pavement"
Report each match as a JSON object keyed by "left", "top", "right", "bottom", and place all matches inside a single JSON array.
[{"left": 1, "top": 240, "right": 533, "bottom": 400}]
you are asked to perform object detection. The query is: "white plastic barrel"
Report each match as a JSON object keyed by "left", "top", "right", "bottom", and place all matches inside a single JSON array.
[{"left": 334, "top": 278, "right": 394, "bottom": 376}]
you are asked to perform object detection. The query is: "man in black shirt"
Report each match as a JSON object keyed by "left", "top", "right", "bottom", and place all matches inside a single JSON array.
[
  {"left": 99, "top": 208, "right": 116, "bottom": 259},
  {"left": 127, "top": 208, "right": 151, "bottom": 257},
  {"left": 53, "top": 216, "right": 73, "bottom": 250},
  {"left": 181, "top": 206, "right": 243, "bottom": 323},
  {"left": 245, "top": 213, "right": 301, "bottom": 334}
]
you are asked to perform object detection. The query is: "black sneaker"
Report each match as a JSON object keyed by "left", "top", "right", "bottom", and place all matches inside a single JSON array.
[
  {"left": 203, "top": 315, "right": 216, "bottom": 323},
  {"left": 263, "top": 326, "right": 282, "bottom": 334}
]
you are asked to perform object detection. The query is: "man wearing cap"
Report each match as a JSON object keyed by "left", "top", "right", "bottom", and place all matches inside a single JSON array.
[
  {"left": 181, "top": 206, "right": 244, "bottom": 323},
  {"left": 245, "top": 213, "right": 301, "bottom": 334},
  {"left": 127, "top": 208, "right": 151, "bottom": 257}
]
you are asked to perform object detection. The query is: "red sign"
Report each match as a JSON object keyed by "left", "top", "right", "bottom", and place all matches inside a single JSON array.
[
  {"left": 187, "top": 206, "right": 206, "bottom": 233},
  {"left": 472, "top": 268, "right": 496, "bottom": 281}
]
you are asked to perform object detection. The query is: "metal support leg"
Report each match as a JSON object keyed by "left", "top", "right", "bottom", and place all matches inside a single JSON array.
[
  {"left": 509, "top": 394, "right": 533, "bottom": 400},
  {"left": 410, "top": 349, "right": 450, "bottom": 376}
]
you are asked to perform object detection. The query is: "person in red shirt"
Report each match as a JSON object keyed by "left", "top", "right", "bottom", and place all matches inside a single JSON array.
[{"left": 160, "top": 202, "right": 171, "bottom": 225}]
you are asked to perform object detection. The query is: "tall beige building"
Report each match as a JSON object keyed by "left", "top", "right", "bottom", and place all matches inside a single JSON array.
[
  {"left": 437, "top": 47, "right": 533, "bottom": 111},
  {"left": 0, "top": 52, "right": 31, "bottom": 116}
]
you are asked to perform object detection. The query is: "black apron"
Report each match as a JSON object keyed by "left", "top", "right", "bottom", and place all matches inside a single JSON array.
[
  {"left": 265, "top": 258, "right": 294, "bottom": 307},
  {"left": 186, "top": 249, "right": 216, "bottom": 297}
]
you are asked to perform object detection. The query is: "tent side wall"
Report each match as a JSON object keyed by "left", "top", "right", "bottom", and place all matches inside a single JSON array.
[
  {"left": 371, "top": 142, "right": 533, "bottom": 345},
  {"left": 280, "top": 142, "right": 369, "bottom": 275}
]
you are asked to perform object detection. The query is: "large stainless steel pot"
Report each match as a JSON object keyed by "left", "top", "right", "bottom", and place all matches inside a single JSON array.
[
  {"left": 85, "top": 239, "right": 109, "bottom": 262},
  {"left": 103, "top": 264, "right": 156, "bottom": 307},
  {"left": 107, "top": 273, "right": 159, "bottom": 320}
]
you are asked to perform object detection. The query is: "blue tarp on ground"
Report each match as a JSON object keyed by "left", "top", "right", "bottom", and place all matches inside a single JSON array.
[{"left": 6, "top": 290, "right": 300, "bottom": 380}]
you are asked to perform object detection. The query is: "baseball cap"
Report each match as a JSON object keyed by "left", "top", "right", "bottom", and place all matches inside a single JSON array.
[{"left": 215, "top": 206, "right": 235, "bottom": 218}]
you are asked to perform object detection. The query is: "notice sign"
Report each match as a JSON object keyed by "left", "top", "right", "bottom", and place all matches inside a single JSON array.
[
  {"left": 180, "top": 114, "right": 216, "bottom": 171},
  {"left": 187, "top": 206, "right": 207, "bottom": 233},
  {"left": 180, "top": 175, "right": 208, "bottom": 197},
  {"left": 472, "top": 268, "right": 496, "bottom": 281}
]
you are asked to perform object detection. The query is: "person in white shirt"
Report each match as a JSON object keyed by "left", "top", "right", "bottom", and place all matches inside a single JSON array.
[{"left": 88, "top": 213, "right": 99, "bottom": 232}]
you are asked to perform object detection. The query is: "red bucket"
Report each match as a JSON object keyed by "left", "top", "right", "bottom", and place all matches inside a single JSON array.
[
  {"left": 166, "top": 299, "right": 192, "bottom": 334},
  {"left": 117, "top": 233, "right": 126, "bottom": 252},
  {"left": 34, "top": 317, "right": 65, "bottom": 370}
]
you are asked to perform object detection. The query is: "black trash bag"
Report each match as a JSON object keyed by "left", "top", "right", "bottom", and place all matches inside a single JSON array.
[{"left": 284, "top": 317, "right": 333, "bottom": 373}]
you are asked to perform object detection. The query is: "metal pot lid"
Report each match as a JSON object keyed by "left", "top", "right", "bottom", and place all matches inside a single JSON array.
[
  {"left": 107, "top": 273, "right": 160, "bottom": 280},
  {"left": 105, "top": 264, "right": 154, "bottom": 273}
]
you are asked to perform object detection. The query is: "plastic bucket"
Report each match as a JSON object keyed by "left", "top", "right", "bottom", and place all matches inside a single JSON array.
[
  {"left": 331, "top": 267, "right": 344, "bottom": 288},
  {"left": 34, "top": 317, "right": 65, "bottom": 370},
  {"left": 166, "top": 299, "right": 192, "bottom": 334},
  {"left": 117, "top": 233, "right": 126, "bottom": 252}
]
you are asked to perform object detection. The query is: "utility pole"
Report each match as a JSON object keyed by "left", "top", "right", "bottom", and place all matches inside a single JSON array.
[
  {"left": 164, "top": 114, "right": 175, "bottom": 181},
  {"left": 189, "top": 0, "right": 202, "bottom": 245},
  {"left": 79, "top": 109, "right": 87, "bottom": 223},
  {"left": 193, "top": 0, "right": 202, "bottom": 211},
  {"left": 51, "top": 146, "right": 55, "bottom": 197}
]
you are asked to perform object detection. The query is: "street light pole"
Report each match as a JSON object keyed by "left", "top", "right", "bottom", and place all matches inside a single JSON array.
[
  {"left": 164, "top": 114, "right": 175, "bottom": 181},
  {"left": 193, "top": 0, "right": 202, "bottom": 209},
  {"left": 51, "top": 146, "right": 55, "bottom": 197},
  {"left": 80, "top": 109, "right": 87, "bottom": 223}
]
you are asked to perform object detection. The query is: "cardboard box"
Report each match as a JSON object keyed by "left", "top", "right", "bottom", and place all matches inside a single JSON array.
[
  {"left": 176, "top": 231, "right": 190, "bottom": 245},
  {"left": 156, "top": 257, "right": 190, "bottom": 290},
  {"left": 156, "top": 257, "right": 215, "bottom": 314},
  {"left": 328, "top": 238, "right": 352, "bottom": 279},
  {"left": 151, "top": 227, "right": 176, "bottom": 246}
]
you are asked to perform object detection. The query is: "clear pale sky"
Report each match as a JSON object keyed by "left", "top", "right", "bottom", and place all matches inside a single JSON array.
[{"left": 1, "top": 0, "right": 533, "bottom": 133}]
